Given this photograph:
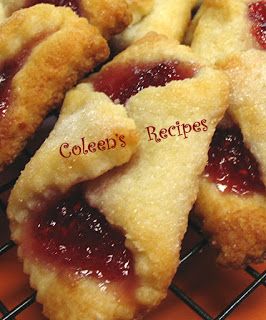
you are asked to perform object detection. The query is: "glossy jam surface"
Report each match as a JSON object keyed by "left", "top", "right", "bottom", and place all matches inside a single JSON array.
[
  {"left": 25, "top": 0, "right": 80, "bottom": 14},
  {"left": 28, "top": 186, "right": 133, "bottom": 282},
  {"left": 249, "top": 1, "right": 266, "bottom": 49},
  {"left": 205, "top": 127, "right": 265, "bottom": 195},
  {"left": 0, "top": 43, "right": 39, "bottom": 118},
  {"left": 92, "top": 61, "right": 197, "bottom": 104}
]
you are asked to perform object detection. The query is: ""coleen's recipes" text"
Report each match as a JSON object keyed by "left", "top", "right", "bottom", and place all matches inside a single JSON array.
[
  {"left": 146, "top": 119, "right": 208, "bottom": 142},
  {"left": 59, "top": 134, "right": 126, "bottom": 158}
]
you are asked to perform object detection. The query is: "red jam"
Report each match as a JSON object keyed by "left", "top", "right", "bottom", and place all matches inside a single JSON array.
[
  {"left": 25, "top": 0, "right": 80, "bottom": 14},
  {"left": 205, "top": 126, "right": 265, "bottom": 195},
  {"left": 27, "top": 186, "right": 134, "bottom": 282},
  {"left": 0, "top": 40, "right": 42, "bottom": 118},
  {"left": 92, "top": 61, "right": 197, "bottom": 105},
  {"left": 248, "top": 1, "right": 266, "bottom": 49}
]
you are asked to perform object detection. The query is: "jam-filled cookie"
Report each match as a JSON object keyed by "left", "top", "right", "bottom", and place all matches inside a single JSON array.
[
  {"left": 0, "top": 4, "right": 109, "bottom": 171},
  {"left": 7, "top": 82, "right": 139, "bottom": 318},
  {"left": 9, "top": 33, "right": 229, "bottom": 320},
  {"left": 0, "top": 0, "right": 132, "bottom": 39},
  {"left": 196, "top": 127, "right": 266, "bottom": 267},
  {"left": 7, "top": 83, "right": 139, "bottom": 202},
  {"left": 84, "top": 34, "right": 228, "bottom": 319},
  {"left": 187, "top": 0, "right": 266, "bottom": 63},
  {"left": 112, "top": 0, "right": 197, "bottom": 51},
  {"left": 195, "top": 50, "right": 266, "bottom": 267}
]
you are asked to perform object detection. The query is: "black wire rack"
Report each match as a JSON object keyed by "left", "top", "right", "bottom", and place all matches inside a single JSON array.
[{"left": 0, "top": 118, "right": 265, "bottom": 320}]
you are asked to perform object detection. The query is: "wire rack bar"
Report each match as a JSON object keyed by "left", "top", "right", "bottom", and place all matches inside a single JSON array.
[
  {"left": 0, "top": 301, "right": 14, "bottom": 320},
  {"left": 0, "top": 294, "right": 36, "bottom": 320},
  {"left": 245, "top": 266, "right": 266, "bottom": 286},
  {"left": 214, "top": 271, "right": 266, "bottom": 320},
  {"left": 0, "top": 301, "right": 9, "bottom": 314},
  {"left": 180, "top": 238, "right": 208, "bottom": 265},
  {"left": 170, "top": 284, "right": 213, "bottom": 320},
  {"left": 0, "top": 241, "right": 15, "bottom": 256}
]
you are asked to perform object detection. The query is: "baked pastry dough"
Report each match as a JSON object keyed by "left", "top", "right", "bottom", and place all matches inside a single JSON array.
[
  {"left": 0, "top": 4, "right": 109, "bottom": 171},
  {"left": 7, "top": 82, "right": 139, "bottom": 318},
  {"left": 196, "top": 177, "right": 266, "bottom": 267},
  {"left": 220, "top": 50, "right": 266, "bottom": 185},
  {"left": 112, "top": 0, "right": 197, "bottom": 51},
  {"left": 7, "top": 83, "right": 139, "bottom": 201},
  {"left": 196, "top": 124, "right": 266, "bottom": 267},
  {"left": 8, "top": 33, "right": 229, "bottom": 320},
  {"left": 195, "top": 50, "right": 266, "bottom": 267},
  {"left": 125, "top": 0, "right": 154, "bottom": 24},
  {"left": 0, "top": 0, "right": 132, "bottom": 39},
  {"left": 85, "top": 34, "right": 229, "bottom": 319},
  {"left": 187, "top": 0, "right": 265, "bottom": 64},
  {"left": 185, "top": 0, "right": 266, "bottom": 267}
]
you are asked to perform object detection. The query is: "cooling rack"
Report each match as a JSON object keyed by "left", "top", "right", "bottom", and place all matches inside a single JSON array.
[{"left": 0, "top": 116, "right": 265, "bottom": 320}]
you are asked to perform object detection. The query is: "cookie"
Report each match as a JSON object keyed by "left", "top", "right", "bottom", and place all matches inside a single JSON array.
[
  {"left": 187, "top": 0, "right": 265, "bottom": 64},
  {"left": 112, "top": 0, "right": 197, "bottom": 51},
  {"left": 0, "top": 0, "right": 132, "bottom": 38},
  {"left": 0, "top": 4, "right": 109, "bottom": 171},
  {"left": 194, "top": 50, "right": 266, "bottom": 267}
]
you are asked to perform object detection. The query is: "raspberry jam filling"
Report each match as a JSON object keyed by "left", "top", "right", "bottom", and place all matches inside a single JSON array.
[
  {"left": 205, "top": 126, "right": 265, "bottom": 195},
  {"left": 248, "top": 1, "right": 266, "bottom": 49},
  {"left": 26, "top": 186, "right": 134, "bottom": 282},
  {"left": 0, "top": 38, "right": 44, "bottom": 118},
  {"left": 24, "top": 0, "right": 80, "bottom": 14},
  {"left": 92, "top": 61, "right": 197, "bottom": 104}
]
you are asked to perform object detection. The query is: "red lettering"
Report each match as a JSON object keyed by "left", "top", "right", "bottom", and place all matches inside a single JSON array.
[
  {"left": 193, "top": 121, "right": 201, "bottom": 132},
  {"left": 59, "top": 143, "right": 71, "bottom": 158},
  {"left": 88, "top": 142, "right": 97, "bottom": 153},
  {"left": 182, "top": 123, "right": 192, "bottom": 139},
  {"left": 168, "top": 125, "right": 176, "bottom": 137},
  {"left": 72, "top": 145, "right": 82, "bottom": 156},
  {"left": 159, "top": 128, "right": 168, "bottom": 140},
  {"left": 97, "top": 140, "right": 106, "bottom": 151},
  {"left": 146, "top": 126, "right": 161, "bottom": 143}
]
